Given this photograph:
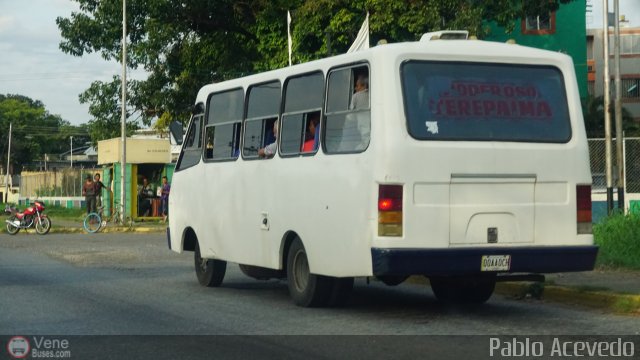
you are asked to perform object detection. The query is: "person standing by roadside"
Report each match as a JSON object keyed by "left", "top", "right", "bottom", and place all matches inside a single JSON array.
[
  {"left": 82, "top": 175, "right": 96, "bottom": 215},
  {"left": 160, "top": 176, "right": 171, "bottom": 222},
  {"left": 137, "top": 177, "right": 153, "bottom": 217},
  {"left": 93, "top": 173, "right": 109, "bottom": 211}
]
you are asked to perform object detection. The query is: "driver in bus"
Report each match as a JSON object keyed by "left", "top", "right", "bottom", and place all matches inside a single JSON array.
[{"left": 258, "top": 121, "right": 278, "bottom": 158}]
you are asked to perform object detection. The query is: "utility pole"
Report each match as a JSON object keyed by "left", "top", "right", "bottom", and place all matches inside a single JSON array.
[
  {"left": 70, "top": 136, "right": 73, "bottom": 168},
  {"left": 4, "top": 123, "right": 11, "bottom": 204},
  {"left": 602, "top": 0, "right": 614, "bottom": 215},
  {"left": 121, "top": 0, "right": 128, "bottom": 221},
  {"left": 613, "top": 0, "right": 625, "bottom": 211}
]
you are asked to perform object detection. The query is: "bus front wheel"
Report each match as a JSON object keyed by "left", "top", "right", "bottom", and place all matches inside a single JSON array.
[
  {"left": 194, "top": 241, "right": 226, "bottom": 287},
  {"left": 429, "top": 275, "right": 496, "bottom": 304},
  {"left": 286, "top": 238, "right": 332, "bottom": 307}
]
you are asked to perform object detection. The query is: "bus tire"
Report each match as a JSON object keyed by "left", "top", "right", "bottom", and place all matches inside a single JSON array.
[
  {"left": 429, "top": 275, "right": 496, "bottom": 304},
  {"left": 194, "top": 241, "right": 226, "bottom": 287},
  {"left": 286, "top": 238, "right": 331, "bottom": 307}
]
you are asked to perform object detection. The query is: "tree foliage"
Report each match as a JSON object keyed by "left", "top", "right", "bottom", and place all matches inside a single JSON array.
[
  {"left": 57, "top": 0, "right": 576, "bottom": 134},
  {"left": 79, "top": 77, "right": 140, "bottom": 146},
  {"left": 0, "top": 94, "right": 90, "bottom": 172},
  {"left": 583, "top": 95, "right": 640, "bottom": 138}
]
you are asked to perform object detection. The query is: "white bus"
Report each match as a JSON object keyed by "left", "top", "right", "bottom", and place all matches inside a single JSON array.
[{"left": 168, "top": 37, "right": 597, "bottom": 307}]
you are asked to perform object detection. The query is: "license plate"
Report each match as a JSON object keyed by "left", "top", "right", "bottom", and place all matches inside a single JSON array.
[{"left": 481, "top": 255, "right": 511, "bottom": 271}]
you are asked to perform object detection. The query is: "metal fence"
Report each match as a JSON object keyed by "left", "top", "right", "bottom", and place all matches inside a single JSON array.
[
  {"left": 588, "top": 137, "right": 640, "bottom": 194},
  {"left": 19, "top": 168, "right": 101, "bottom": 198}
]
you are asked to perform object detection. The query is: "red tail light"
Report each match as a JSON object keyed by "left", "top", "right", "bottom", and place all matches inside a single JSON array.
[
  {"left": 577, "top": 185, "right": 592, "bottom": 234},
  {"left": 378, "top": 185, "right": 402, "bottom": 211},
  {"left": 378, "top": 185, "right": 403, "bottom": 237}
]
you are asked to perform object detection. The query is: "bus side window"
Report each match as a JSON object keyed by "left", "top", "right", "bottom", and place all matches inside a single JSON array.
[
  {"left": 325, "top": 65, "right": 370, "bottom": 154},
  {"left": 280, "top": 71, "right": 324, "bottom": 156},
  {"left": 205, "top": 88, "right": 244, "bottom": 161},
  {"left": 243, "top": 81, "right": 281, "bottom": 159},
  {"left": 176, "top": 111, "right": 204, "bottom": 171}
]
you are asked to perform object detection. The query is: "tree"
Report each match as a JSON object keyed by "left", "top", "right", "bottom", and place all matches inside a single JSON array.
[
  {"left": 0, "top": 94, "right": 90, "bottom": 172},
  {"left": 57, "top": 0, "right": 265, "bottom": 130},
  {"left": 57, "top": 0, "right": 576, "bottom": 131},
  {"left": 79, "top": 77, "right": 140, "bottom": 146},
  {"left": 583, "top": 95, "right": 639, "bottom": 138},
  {"left": 291, "top": 0, "right": 577, "bottom": 59}
]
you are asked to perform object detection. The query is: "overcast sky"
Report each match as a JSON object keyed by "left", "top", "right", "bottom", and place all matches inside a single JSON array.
[
  {"left": 0, "top": 0, "right": 145, "bottom": 126},
  {"left": 1, "top": 1, "right": 639, "bottom": 126},
  {"left": 587, "top": 0, "right": 640, "bottom": 28}
]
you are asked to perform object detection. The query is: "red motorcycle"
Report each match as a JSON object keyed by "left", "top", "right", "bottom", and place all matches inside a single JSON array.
[{"left": 4, "top": 201, "right": 52, "bottom": 235}]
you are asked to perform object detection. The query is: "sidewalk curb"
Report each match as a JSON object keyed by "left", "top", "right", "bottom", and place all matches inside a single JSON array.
[
  {"left": 497, "top": 282, "right": 640, "bottom": 314},
  {"left": 47, "top": 227, "right": 166, "bottom": 234},
  {"left": 407, "top": 276, "right": 640, "bottom": 314}
]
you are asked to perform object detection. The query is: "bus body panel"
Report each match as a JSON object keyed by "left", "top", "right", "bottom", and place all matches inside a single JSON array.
[
  {"left": 170, "top": 39, "right": 595, "bottom": 279},
  {"left": 370, "top": 47, "right": 592, "bottom": 253},
  {"left": 171, "top": 154, "right": 376, "bottom": 276}
]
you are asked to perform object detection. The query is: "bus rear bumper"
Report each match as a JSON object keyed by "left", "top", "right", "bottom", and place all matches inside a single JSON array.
[{"left": 371, "top": 246, "right": 598, "bottom": 277}]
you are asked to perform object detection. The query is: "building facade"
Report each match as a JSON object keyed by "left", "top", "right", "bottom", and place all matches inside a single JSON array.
[
  {"left": 485, "top": 0, "right": 588, "bottom": 100},
  {"left": 587, "top": 26, "right": 640, "bottom": 122}
]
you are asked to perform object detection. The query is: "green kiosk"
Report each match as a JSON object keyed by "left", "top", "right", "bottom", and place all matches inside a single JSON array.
[{"left": 97, "top": 137, "right": 175, "bottom": 220}]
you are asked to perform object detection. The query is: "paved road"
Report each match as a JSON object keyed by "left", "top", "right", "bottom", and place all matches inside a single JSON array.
[
  {"left": 1, "top": 233, "right": 638, "bottom": 359},
  {"left": 1, "top": 232, "right": 637, "bottom": 336}
]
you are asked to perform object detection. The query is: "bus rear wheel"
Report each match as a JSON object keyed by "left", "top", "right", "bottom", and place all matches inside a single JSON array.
[
  {"left": 194, "top": 241, "right": 226, "bottom": 287},
  {"left": 286, "top": 238, "right": 332, "bottom": 307},
  {"left": 429, "top": 275, "right": 496, "bottom": 304}
]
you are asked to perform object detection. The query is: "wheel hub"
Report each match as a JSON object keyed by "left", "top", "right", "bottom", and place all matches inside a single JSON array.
[{"left": 293, "top": 250, "right": 309, "bottom": 292}]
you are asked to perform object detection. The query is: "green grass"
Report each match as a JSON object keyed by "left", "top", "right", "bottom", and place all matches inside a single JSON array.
[
  {"left": 594, "top": 213, "right": 640, "bottom": 270},
  {"left": 43, "top": 206, "right": 86, "bottom": 219}
]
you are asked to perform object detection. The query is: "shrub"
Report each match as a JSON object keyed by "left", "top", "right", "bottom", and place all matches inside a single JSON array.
[{"left": 594, "top": 213, "right": 640, "bottom": 269}]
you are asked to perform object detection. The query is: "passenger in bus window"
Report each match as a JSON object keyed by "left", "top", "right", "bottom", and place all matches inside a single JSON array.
[
  {"left": 350, "top": 74, "right": 369, "bottom": 110},
  {"left": 302, "top": 112, "right": 320, "bottom": 152},
  {"left": 258, "top": 121, "right": 278, "bottom": 158},
  {"left": 339, "top": 72, "right": 371, "bottom": 152},
  {"left": 205, "top": 132, "right": 214, "bottom": 158},
  {"left": 232, "top": 124, "right": 241, "bottom": 158}
]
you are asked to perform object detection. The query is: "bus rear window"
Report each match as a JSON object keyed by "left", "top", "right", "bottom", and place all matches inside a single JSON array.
[{"left": 401, "top": 61, "right": 571, "bottom": 142}]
